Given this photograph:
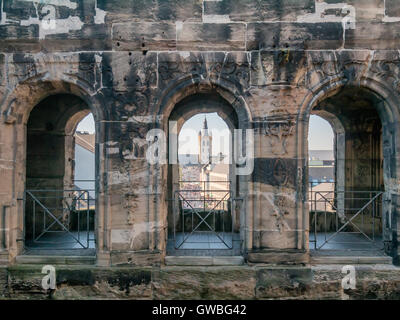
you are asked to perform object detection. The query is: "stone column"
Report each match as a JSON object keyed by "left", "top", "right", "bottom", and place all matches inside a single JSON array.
[{"left": 245, "top": 81, "right": 309, "bottom": 264}]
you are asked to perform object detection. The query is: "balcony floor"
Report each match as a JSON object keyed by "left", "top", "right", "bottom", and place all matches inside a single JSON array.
[
  {"left": 310, "top": 232, "right": 385, "bottom": 252},
  {"left": 24, "top": 231, "right": 95, "bottom": 255},
  {"left": 167, "top": 231, "right": 241, "bottom": 256}
]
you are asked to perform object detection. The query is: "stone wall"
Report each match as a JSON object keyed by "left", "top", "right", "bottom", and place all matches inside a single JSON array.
[
  {"left": 0, "top": 0, "right": 399, "bottom": 270},
  {"left": 1, "top": 264, "right": 400, "bottom": 300}
]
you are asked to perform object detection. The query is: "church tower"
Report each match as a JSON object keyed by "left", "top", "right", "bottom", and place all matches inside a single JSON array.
[{"left": 198, "top": 116, "right": 212, "bottom": 164}]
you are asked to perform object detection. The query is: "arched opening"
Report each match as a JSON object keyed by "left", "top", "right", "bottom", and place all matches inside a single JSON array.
[
  {"left": 308, "top": 115, "right": 335, "bottom": 189},
  {"left": 308, "top": 86, "right": 389, "bottom": 257},
  {"left": 165, "top": 93, "right": 243, "bottom": 256},
  {"left": 24, "top": 94, "right": 96, "bottom": 254},
  {"left": 74, "top": 114, "right": 96, "bottom": 199}
]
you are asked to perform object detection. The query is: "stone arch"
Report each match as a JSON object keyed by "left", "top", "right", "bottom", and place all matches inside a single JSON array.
[
  {"left": 1, "top": 78, "right": 108, "bottom": 257},
  {"left": 309, "top": 110, "right": 345, "bottom": 193},
  {"left": 297, "top": 76, "right": 400, "bottom": 255},
  {"left": 1, "top": 79, "right": 106, "bottom": 125},
  {"left": 157, "top": 77, "right": 253, "bottom": 127},
  {"left": 298, "top": 77, "right": 400, "bottom": 191},
  {"left": 156, "top": 79, "right": 253, "bottom": 258}
]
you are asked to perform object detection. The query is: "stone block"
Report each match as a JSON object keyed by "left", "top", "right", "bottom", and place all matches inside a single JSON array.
[
  {"left": 152, "top": 266, "right": 257, "bottom": 299},
  {"left": 177, "top": 23, "right": 246, "bottom": 51},
  {"left": 3, "top": 0, "right": 98, "bottom": 24},
  {"left": 259, "top": 230, "right": 300, "bottom": 250},
  {"left": 110, "top": 251, "right": 162, "bottom": 266},
  {"left": 152, "top": 266, "right": 204, "bottom": 299},
  {"left": 247, "top": 22, "right": 344, "bottom": 50},
  {"left": 165, "top": 256, "right": 244, "bottom": 266},
  {"left": 15, "top": 255, "right": 96, "bottom": 265},
  {"left": 248, "top": 87, "right": 307, "bottom": 118},
  {"left": 319, "top": 0, "right": 384, "bottom": 21},
  {"left": 7, "top": 265, "right": 47, "bottom": 298},
  {"left": 102, "top": 51, "right": 157, "bottom": 91},
  {"left": 345, "top": 22, "right": 400, "bottom": 49},
  {"left": 40, "top": 24, "right": 112, "bottom": 52},
  {"left": 97, "top": 0, "right": 202, "bottom": 22},
  {"left": 112, "top": 22, "right": 176, "bottom": 51},
  {"left": 253, "top": 158, "right": 298, "bottom": 188},
  {"left": 165, "top": 256, "right": 213, "bottom": 266},
  {"left": 0, "top": 25, "right": 39, "bottom": 52},
  {"left": 203, "top": 0, "right": 315, "bottom": 22},
  {"left": 157, "top": 51, "right": 208, "bottom": 88},
  {"left": 250, "top": 50, "right": 307, "bottom": 87},
  {"left": 94, "top": 267, "right": 152, "bottom": 298},
  {"left": 0, "top": 267, "right": 7, "bottom": 297},
  {"left": 386, "top": 0, "right": 400, "bottom": 17},
  {"left": 248, "top": 249, "right": 309, "bottom": 265},
  {"left": 255, "top": 266, "right": 312, "bottom": 298}
]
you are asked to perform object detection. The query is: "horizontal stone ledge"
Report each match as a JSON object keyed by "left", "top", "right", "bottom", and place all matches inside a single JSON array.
[
  {"left": 2, "top": 47, "right": 400, "bottom": 56},
  {"left": 15, "top": 255, "right": 96, "bottom": 266},
  {"left": 247, "top": 249, "right": 309, "bottom": 264},
  {"left": 4, "top": 263, "right": 400, "bottom": 299},
  {"left": 165, "top": 256, "right": 244, "bottom": 266},
  {"left": 310, "top": 255, "right": 393, "bottom": 265},
  {"left": 0, "top": 40, "right": 112, "bottom": 53}
]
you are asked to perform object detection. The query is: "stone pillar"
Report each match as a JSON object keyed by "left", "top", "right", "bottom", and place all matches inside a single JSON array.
[
  {"left": 0, "top": 120, "right": 13, "bottom": 264},
  {"left": 104, "top": 120, "right": 162, "bottom": 266},
  {"left": 383, "top": 120, "right": 400, "bottom": 262},
  {"left": 246, "top": 85, "right": 309, "bottom": 264},
  {"left": 0, "top": 113, "right": 22, "bottom": 263}
]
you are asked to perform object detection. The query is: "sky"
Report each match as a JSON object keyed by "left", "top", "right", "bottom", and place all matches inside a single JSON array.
[
  {"left": 76, "top": 113, "right": 334, "bottom": 151},
  {"left": 308, "top": 115, "right": 334, "bottom": 150},
  {"left": 76, "top": 114, "right": 95, "bottom": 134},
  {"left": 179, "top": 113, "right": 230, "bottom": 156}
]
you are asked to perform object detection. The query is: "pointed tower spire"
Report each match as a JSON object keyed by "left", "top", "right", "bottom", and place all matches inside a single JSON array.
[{"left": 203, "top": 116, "right": 208, "bottom": 130}]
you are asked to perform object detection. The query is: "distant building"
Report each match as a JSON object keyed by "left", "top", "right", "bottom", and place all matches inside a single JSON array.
[
  {"left": 309, "top": 149, "right": 334, "bottom": 185},
  {"left": 198, "top": 116, "right": 212, "bottom": 164},
  {"left": 179, "top": 117, "right": 229, "bottom": 208}
]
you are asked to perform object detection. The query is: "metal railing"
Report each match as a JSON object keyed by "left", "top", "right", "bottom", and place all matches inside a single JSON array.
[
  {"left": 309, "top": 189, "right": 384, "bottom": 250},
  {"left": 172, "top": 181, "right": 234, "bottom": 250},
  {"left": 24, "top": 189, "right": 95, "bottom": 249}
]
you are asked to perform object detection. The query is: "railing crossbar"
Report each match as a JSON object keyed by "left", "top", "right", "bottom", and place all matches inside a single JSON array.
[
  {"left": 310, "top": 189, "right": 384, "bottom": 250},
  {"left": 25, "top": 189, "right": 94, "bottom": 249},
  {"left": 175, "top": 191, "right": 232, "bottom": 249}
]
